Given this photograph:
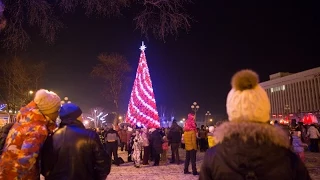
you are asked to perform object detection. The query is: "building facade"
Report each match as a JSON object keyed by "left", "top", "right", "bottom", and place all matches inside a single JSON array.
[{"left": 260, "top": 67, "right": 320, "bottom": 119}]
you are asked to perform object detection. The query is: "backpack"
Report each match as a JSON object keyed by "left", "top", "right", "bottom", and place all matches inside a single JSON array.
[{"left": 0, "top": 123, "right": 14, "bottom": 155}]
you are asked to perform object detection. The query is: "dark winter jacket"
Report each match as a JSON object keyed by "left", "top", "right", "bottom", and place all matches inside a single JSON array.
[
  {"left": 105, "top": 129, "right": 120, "bottom": 143},
  {"left": 41, "top": 120, "right": 111, "bottom": 180},
  {"left": 200, "top": 121, "right": 311, "bottom": 180},
  {"left": 0, "top": 123, "right": 14, "bottom": 155},
  {"left": 149, "top": 129, "right": 163, "bottom": 154},
  {"left": 167, "top": 122, "right": 183, "bottom": 144}
]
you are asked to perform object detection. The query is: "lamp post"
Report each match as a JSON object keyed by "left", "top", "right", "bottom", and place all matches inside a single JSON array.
[
  {"left": 61, "top": 97, "right": 71, "bottom": 105},
  {"left": 205, "top": 111, "right": 211, "bottom": 126},
  {"left": 284, "top": 104, "right": 290, "bottom": 125},
  {"left": 191, "top": 102, "right": 200, "bottom": 121}
]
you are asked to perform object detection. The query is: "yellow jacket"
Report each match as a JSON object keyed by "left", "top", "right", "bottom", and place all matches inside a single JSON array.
[
  {"left": 207, "top": 135, "right": 216, "bottom": 148},
  {"left": 183, "top": 130, "right": 197, "bottom": 151}
]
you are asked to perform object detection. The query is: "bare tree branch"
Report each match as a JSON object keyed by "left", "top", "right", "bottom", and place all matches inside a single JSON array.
[
  {"left": 0, "top": 0, "right": 192, "bottom": 52},
  {"left": 134, "top": 0, "right": 191, "bottom": 39},
  {"left": 0, "top": 57, "right": 46, "bottom": 110},
  {"left": 91, "top": 52, "right": 131, "bottom": 113}
]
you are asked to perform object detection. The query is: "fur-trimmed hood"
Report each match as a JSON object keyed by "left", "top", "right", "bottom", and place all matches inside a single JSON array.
[{"left": 214, "top": 121, "right": 290, "bottom": 149}]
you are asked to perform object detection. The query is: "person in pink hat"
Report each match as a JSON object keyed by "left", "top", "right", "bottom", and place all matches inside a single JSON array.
[{"left": 183, "top": 113, "right": 199, "bottom": 175}]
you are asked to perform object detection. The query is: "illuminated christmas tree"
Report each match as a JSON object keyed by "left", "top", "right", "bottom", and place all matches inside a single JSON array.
[{"left": 125, "top": 42, "right": 160, "bottom": 128}]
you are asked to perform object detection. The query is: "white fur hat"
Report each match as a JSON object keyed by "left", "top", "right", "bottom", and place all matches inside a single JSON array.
[
  {"left": 149, "top": 128, "right": 156, "bottom": 132},
  {"left": 209, "top": 126, "right": 215, "bottom": 133},
  {"left": 127, "top": 127, "right": 133, "bottom": 132},
  {"left": 226, "top": 70, "right": 270, "bottom": 123},
  {"left": 34, "top": 89, "right": 61, "bottom": 115}
]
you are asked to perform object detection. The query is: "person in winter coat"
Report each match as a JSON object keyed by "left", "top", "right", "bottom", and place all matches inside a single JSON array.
[
  {"left": 127, "top": 127, "right": 135, "bottom": 162},
  {"left": 198, "top": 125, "right": 207, "bottom": 152},
  {"left": 118, "top": 126, "right": 128, "bottom": 151},
  {"left": 0, "top": 122, "right": 14, "bottom": 156},
  {"left": 167, "top": 119, "right": 183, "bottom": 164},
  {"left": 207, "top": 126, "right": 216, "bottom": 148},
  {"left": 200, "top": 69, "right": 310, "bottom": 180},
  {"left": 0, "top": 89, "right": 61, "bottom": 180},
  {"left": 132, "top": 129, "right": 143, "bottom": 168},
  {"left": 149, "top": 128, "right": 163, "bottom": 166},
  {"left": 105, "top": 124, "right": 121, "bottom": 166},
  {"left": 183, "top": 113, "right": 199, "bottom": 175},
  {"left": 292, "top": 130, "right": 308, "bottom": 162},
  {"left": 161, "top": 136, "right": 169, "bottom": 163},
  {"left": 41, "top": 103, "right": 111, "bottom": 180},
  {"left": 306, "top": 124, "right": 320, "bottom": 152},
  {"left": 141, "top": 128, "right": 150, "bottom": 165}
]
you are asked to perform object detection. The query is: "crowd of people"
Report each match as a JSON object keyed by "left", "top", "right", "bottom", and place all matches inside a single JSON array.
[
  {"left": 94, "top": 113, "right": 200, "bottom": 175},
  {"left": 0, "top": 69, "right": 319, "bottom": 180}
]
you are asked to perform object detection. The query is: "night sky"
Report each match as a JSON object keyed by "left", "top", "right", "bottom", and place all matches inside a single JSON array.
[{"left": 1, "top": 0, "right": 320, "bottom": 120}]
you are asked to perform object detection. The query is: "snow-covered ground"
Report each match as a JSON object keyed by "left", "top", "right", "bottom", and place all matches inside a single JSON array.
[
  {"left": 40, "top": 147, "right": 320, "bottom": 180},
  {"left": 108, "top": 148, "right": 204, "bottom": 180}
]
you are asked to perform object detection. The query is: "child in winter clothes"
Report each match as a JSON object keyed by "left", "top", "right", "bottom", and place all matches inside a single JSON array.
[
  {"left": 207, "top": 126, "right": 216, "bottom": 148},
  {"left": 127, "top": 127, "right": 135, "bottom": 162},
  {"left": 161, "top": 136, "right": 169, "bottom": 163},
  {"left": 132, "top": 130, "right": 143, "bottom": 168},
  {"left": 292, "top": 130, "right": 308, "bottom": 162}
]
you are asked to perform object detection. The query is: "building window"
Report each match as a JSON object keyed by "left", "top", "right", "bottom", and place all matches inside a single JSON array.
[{"left": 270, "top": 85, "right": 286, "bottom": 93}]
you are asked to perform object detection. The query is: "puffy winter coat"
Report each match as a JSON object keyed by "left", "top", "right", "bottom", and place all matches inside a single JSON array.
[
  {"left": 207, "top": 133, "right": 216, "bottom": 148},
  {"left": 184, "top": 130, "right": 197, "bottom": 151},
  {"left": 307, "top": 126, "right": 320, "bottom": 139},
  {"left": 167, "top": 122, "right": 183, "bottom": 144},
  {"left": 41, "top": 120, "right": 111, "bottom": 180},
  {"left": 0, "top": 102, "right": 54, "bottom": 180},
  {"left": 200, "top": 121, "right": 311, "bottom": 180}
]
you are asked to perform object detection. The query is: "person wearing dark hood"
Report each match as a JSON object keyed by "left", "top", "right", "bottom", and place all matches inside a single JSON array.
[
  {"left": 41, "top": 103, "right": 111, "bottom": 180},
  {"left": 167, "top": 119, "right": 183, "bottom": 164},
  {"left": 199, "top": 70, "right": 310, "bottom": 180},
  {"left": 149, "top": 127, "right": 163, "bottom": 166},
  {"left": 104, "top": 124, "right": 121, "bottom": 166}
]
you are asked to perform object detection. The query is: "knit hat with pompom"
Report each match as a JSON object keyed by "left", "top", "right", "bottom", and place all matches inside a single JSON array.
[
  {"left": 184, "top": 113, "right": 197, "bottom": 131},
  {"left": 34, "top": 89, "right": 61, "bottom": 115},
  {"left": 226, "top": 69, "right": 271, "bottom": 123}
]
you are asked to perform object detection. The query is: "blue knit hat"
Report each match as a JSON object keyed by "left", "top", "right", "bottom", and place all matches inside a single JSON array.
[{"left": 59, "top": 103, "right": 82, "bottom": 120}]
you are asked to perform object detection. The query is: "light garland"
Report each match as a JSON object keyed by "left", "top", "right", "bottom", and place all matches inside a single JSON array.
[
  {"left": 0, "top": 104, "right": 6, "bottom": 111},
  {"left": 125, "top": 42, "right": 160, "bottom": 128}
]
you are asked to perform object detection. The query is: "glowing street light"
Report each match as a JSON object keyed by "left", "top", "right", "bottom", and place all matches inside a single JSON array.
[
  {"left": 191, "top": 102, "right": 200, "bottom": 120},
  {"left": 61, "top": 96, "right": 72, "bottom": 104},
  {"left": 205, "top": 111, "right": 211, "bottom": 126}
]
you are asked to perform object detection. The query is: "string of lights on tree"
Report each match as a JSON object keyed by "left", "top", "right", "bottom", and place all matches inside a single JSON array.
[
  {"left": 125, "top": 42, "right": 160, "bottom": 129},
  {"left": 0, "top": 104, "right": 6, "bottom": 111}
]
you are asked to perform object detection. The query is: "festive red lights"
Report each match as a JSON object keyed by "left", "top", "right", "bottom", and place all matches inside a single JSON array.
[{"left": 125, "top": 43, "right": 160, "bottom": 129}]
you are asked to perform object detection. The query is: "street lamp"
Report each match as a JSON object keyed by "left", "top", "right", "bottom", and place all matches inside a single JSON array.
[
  {"left": 284, "top": 105, "right": 290, "bottom": 114},
  {"left": 26, "top": 90, "right": 34, "bottom": 105},
  {"left": 205, "top": 111, "right": 211, "bottom": 126},
  {"left": 191, "top": 102, "right": 200, "bottom": 120},
  {"left": 61, "top": 97, "right": 71, "bottom": 104},
  {"left": 284, "top": 104, "right": 290, "bottom": 125}
]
